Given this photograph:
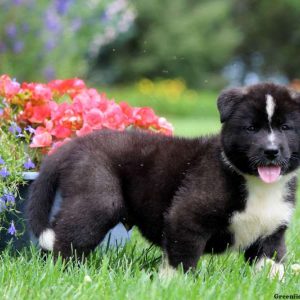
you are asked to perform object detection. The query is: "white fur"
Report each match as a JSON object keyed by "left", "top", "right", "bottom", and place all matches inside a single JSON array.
[
  {"left": 266, "top": 95, "right": 276, "bottom": 146},
  {"left": 39, "top": 228, "right": 55, "bottom": 251},
  {"left": 268, "top": 132, "right": 276, "bottom": 146},
  {"left": 255, "top": 257, "right": 285, "bottom": 280},
  {"left": 266, "top": 94, "right": 275, "bottom": 123},
  {"left": 159, "top": 255, "right": 177, "bottom": 280},
  {"left": 229, "top": 175, "right": 294, "bottom": 250}
]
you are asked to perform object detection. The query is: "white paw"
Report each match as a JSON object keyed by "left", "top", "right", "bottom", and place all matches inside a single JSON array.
[
  {"left": 39, "top": 228, "right": 55, "bottom": 251},
  {"left": 255, "top": 258, "right": 284, "bottom": 280},
  {"left": 158, "top": 264, "right": 177, "bottom": 280},
  {"left": 291, "top": 263, "right": 300, "bottom": 275}
]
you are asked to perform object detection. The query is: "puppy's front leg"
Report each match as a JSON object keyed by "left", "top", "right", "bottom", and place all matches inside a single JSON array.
[
  {"left": 163, "top": 222, "right": 211, "bottom": 273},
  {"left": 244, "top": 226, "right": 287, "bottom": 280}
]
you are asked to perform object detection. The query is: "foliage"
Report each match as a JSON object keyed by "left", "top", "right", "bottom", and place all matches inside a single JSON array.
[
  {"left": 232, "top": 0, "right": 300, "bottom": 81},
  {"left": 0, "top": 126, "right": 36, "bottom": 238},
  {"left": 105, "top": 78, "right": 219, "bottom": 118},
  {"left": 0, "top": 0, "right": 135, "bottom": 82},
  {"left": 94, "top": 0, "right": 241, "bottom": 89}
]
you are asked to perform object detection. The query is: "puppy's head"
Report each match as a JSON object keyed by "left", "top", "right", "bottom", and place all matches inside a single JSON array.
[{"left": 218, "top": 83, "right": 300, "bottom": 183}]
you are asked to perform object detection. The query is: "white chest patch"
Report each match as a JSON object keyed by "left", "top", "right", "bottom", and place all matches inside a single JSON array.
[{"left": 229, "top": 175, "right": 294, "bottom": 250}]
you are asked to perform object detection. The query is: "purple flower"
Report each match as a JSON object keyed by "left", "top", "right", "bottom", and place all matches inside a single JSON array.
[
  {"left": 55, "top": 0, "right": 72, "bottom": 15},
  {"left": 0, "top": 156, "right": 4, "bottom": 165},
  {"left": 43, "top": 66, "right": 56, "bottom": 81},
  {"left": 0, "top": 42, "right": 6, "bottom": 54},
  {"left": 0, "top": 167, "right": 10, "bottom": 178},
  {"left": 44, "top": 10, "right": 61, "bottom": 32},
  {"left": 5, "top": 24, "right": 17, "bottom": 38},
  {"left": 44, "top": 39, "right": 57, "bottom": 52},
  {"left": 24, "top": 158, "right": 35, "bottom": 170},
  {"left": 22, "top": 23, "right": 30, "bottom": 33},
  {"left": 13, "top": 40, "right": 24, "bottom": 54},
  {"left": 8, "top": 221, "right": 16, "bottom": 236},
  {"left": 25, "top": 126, "right": 35, "bottom": 134},
  {"left": 4, "top": 193, "right": 15, "bottom": 203},
  {"left": 9, "top": 123, "right": 22, "bottom": 135},
  {"left": 12, "top": 0, "right": 23, "bottom": 5}
]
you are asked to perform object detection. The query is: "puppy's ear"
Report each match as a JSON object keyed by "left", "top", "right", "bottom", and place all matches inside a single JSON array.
[{"left": 217, "top": 87, "right": 246, "bottom": 123}]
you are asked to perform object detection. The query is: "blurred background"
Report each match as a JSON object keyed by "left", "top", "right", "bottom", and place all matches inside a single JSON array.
[{"left": 1, "top": 0, "right": 300, "bottom": 136}]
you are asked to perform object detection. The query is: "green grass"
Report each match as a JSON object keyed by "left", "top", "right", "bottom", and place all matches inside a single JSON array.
[{"left": 1, "top": 100, "right": 300, "bottom": 300}]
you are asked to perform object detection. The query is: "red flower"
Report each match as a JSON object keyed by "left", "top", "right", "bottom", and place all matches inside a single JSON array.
[
  {"left": 23, "top": 102, "right": 51, "bottom": 123},
  {"left": 48, "top": 78, "right": 86, "bottom": 97},
  {"left": 0, "top": 74, "right": 174, "bottom": 157}
]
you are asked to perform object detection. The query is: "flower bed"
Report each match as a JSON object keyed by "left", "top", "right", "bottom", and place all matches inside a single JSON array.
[{"left": 0, "top": 74, "right": 173, "bottom": 240}]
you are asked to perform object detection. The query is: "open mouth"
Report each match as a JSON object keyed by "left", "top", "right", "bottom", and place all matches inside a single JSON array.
[{"left": 257, "top": 165, "right": 281, "bottom": 183}]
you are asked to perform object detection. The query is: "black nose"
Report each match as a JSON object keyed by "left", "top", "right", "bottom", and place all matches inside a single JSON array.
[{"left": 264, "top": 148, "right": 279, "bottom": 160}]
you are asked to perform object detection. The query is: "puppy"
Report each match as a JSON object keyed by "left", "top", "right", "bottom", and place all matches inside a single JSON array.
[{"left": 26, "top": 83, "right": 300, "bottom": 278}]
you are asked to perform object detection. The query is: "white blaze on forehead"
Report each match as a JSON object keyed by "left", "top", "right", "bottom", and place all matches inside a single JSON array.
[
  {"left": 266, "top": 94, "right": 275, "bottom": 123},
  {"left": 268, "top": 132, "right": 276, "bottom": 146}
]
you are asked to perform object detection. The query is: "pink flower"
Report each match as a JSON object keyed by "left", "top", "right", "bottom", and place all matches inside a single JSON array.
[
  {"left": 30, "top": 127, "right": 52, "bottom": 148},
  {"left": 157, "top": 117, "right": 174, "bottom": 135},
  {"left": 120, "top": 102, "right": 135, "bottom": 124},
  {"left": 0, "top": 74, "right": 174, "bottom": 156},
  {"left": 102, "top": 104, "right": 126, "bottom": 130},
  {"left": 133, "top": 107, "right": 158, "bottom": 127},
  {"left": 76, "top": 123, "right": 93, "bottom": 137},
  {"left": 72, "top": 91, "right": 96, "bottom": 112},
  {"left": 0, "top": 75, "right": 20, "bottom": 99},
  {"left": 48, "top": 138, "right": 72, "bottom": 155},
  {"left": 84, "top": 108, "right": 104, "bottom": 130},
  {"left": 21, "top": 82, "right": 52, "bottom": 105}
]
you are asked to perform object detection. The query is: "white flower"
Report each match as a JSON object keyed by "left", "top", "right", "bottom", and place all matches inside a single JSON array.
[{"left": 84, "top": 275, "right": 92, "bottom": 283}]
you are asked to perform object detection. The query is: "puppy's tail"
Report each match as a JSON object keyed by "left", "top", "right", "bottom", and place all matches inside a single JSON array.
[{"left": 26, "top": 158, "right": 59, "bottom": 251}]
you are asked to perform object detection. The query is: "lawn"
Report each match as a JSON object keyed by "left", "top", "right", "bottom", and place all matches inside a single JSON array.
[{"left": 1, "top": 91, "right": 300, "bottom": 300}]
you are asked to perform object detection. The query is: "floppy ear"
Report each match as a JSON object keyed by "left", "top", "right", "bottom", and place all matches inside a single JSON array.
[{"left": 217, "top": 87, "right": 246, "bottom": 123}]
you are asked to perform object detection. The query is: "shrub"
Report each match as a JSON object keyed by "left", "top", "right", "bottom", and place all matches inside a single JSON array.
[
  {"left": 0, "top": 74, "right": 173, "bottom": 237},
  {"left": 0, "top": 0, "right": 135, "bottom": 81}
]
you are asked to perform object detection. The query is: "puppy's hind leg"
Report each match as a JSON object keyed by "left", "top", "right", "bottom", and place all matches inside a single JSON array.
[{"left": 47, "top": 179, "right": 125, "bottom": 259}]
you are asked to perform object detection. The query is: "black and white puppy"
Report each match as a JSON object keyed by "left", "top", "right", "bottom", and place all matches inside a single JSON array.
[{"left": 26, "top": 83, "right": 300, "bottom": 278}]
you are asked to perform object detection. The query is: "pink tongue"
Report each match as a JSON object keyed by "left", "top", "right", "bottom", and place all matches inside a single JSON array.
[{"left": 257, "top": 166, "right": 281, "bottom": 183}]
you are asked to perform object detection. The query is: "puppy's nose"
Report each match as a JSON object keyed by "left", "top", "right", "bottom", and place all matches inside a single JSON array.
[{"left": 264, "top": 147, "right": 279, "bottom": 160}]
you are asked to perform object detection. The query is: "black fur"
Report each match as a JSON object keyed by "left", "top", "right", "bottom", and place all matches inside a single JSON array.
[{"left": 26, "top": 83, "right": 300, "bottom": 271}]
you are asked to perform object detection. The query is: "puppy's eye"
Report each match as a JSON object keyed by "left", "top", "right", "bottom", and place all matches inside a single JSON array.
[
  {"left": 246, "top": 126, "right": 257, "bottom": 132},
  {"left": 281, "top": 124, "right": 291, "bottom": 131}
]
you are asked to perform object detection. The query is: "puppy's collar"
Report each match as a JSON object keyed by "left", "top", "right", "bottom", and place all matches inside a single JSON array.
[{"left": 221, "top": 151, "right": 243, "bottom": 176}]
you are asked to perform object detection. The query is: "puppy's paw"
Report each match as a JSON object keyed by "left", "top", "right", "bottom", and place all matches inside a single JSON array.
[
  {"left": 255, "top": 258, "right": 285, "bottom": 281},
  {"left": 158, "top": 264, "right": 177, "bottom": 281}
]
